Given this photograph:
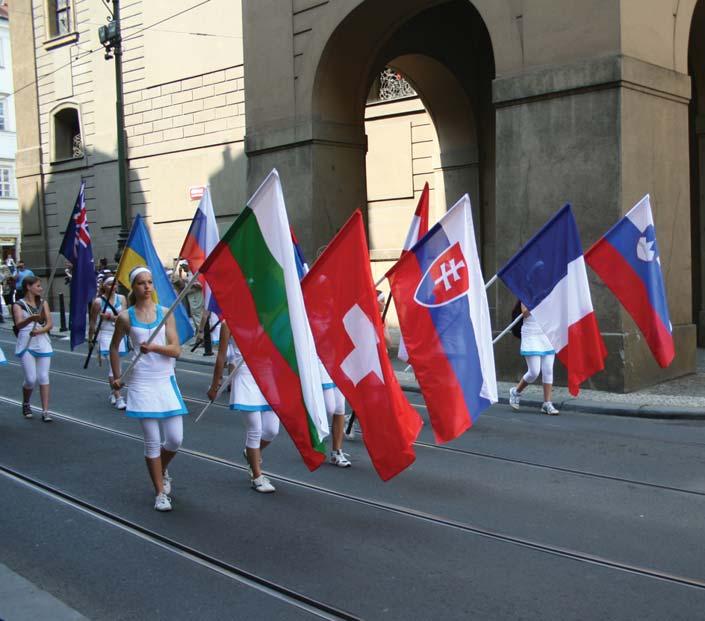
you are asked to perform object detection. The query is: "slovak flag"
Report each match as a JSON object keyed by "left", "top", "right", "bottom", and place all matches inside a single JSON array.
[
  {"left": 586, "top": 195, "right": 674, "bottom": 368},
  {"left": 179, "top": 187, "right": 220, "bottom": 313},
  {"left": 387, "top": 194, "right": 497, "bottom": 443},
  {"left": 302, "top": 210, "right": 423, "bottom": 481},
  {"left": 398, "top": 182, "right": 430, "bottom": 362},
  {"left": 498, "top": 205, "right": 607, "bottom": 395}
]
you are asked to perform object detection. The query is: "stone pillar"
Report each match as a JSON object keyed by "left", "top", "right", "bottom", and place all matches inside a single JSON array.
[{"left": 493, "top": 54, "right": 695, "bottom": 392}]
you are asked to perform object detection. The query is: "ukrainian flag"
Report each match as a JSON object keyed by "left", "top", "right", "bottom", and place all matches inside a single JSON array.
[{"left": 116, "top": 214, "right": 195, "bottom": 345}]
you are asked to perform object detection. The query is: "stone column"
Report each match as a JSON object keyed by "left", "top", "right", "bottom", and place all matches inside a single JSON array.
[{"left": 492, "top": 54, "right": 695, "bottom": 392}]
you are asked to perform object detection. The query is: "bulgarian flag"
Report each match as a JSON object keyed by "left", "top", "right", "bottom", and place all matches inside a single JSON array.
[{"left": 200, "top": 169, "right": 329, "bottom": 471}]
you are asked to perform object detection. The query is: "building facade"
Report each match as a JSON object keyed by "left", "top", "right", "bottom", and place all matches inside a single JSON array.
[
  {"left": 10, "top": 0, "right": 705, "bottom": 392},
  {"left": 0, "top": 2, "right": 19, "bottom": 261}
]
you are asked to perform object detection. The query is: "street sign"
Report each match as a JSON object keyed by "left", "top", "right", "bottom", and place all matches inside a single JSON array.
[{"left": 189, "top": 185, "right": 206, "bottom": 201}]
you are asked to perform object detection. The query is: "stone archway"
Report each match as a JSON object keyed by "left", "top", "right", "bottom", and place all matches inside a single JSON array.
[
  {"left": 690, "top": 0, "right": 705, "bottom": 346},
  {"left": 309, "top": 0, "right": 495, "bottom": 265}
]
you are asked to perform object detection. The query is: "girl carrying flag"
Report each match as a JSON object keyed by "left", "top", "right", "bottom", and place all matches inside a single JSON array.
[
  {"left": 110, "top": 266, "right": 188, "bottom": 512},
  {"left": 89, "top": 276, "right": 128, "bottom": 410}
]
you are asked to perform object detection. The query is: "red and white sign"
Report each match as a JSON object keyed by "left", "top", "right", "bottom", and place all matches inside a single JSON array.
[{"left": 188, "top": 185, "right": 207, "bottom": 201}]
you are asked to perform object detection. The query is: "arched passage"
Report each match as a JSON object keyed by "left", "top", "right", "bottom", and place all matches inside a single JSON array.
[
  {"left": 690, "top": 0, "right": 705, "bottom": 346},
  {"left": 311, "top": 0, "right": 495, "bottom": 268}
]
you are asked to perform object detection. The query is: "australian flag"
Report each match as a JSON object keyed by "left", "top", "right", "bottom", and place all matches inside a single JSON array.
[{"left": 59, "top": 181, "right": 96, "bottom": 349}]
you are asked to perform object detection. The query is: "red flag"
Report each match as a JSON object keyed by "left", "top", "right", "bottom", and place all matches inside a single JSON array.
[{"left": 302, "top": 211, "right": 423, "bottom": 481}]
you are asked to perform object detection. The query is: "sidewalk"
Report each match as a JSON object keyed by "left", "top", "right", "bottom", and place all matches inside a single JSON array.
[
  {"left": 0, "top": 562, "right": 88, "bottom": 621},
  {"left": 3, "top": 310, "right": 704, "bottom": 419}
]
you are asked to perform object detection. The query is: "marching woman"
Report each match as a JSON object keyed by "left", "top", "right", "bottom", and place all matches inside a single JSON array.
[
  {"left": 110, "top": 267, "right": 188, "bottom": 512},
  {"left": 320, "top": 362, "right": 351, "bottom": 467},
  {"left": 509, "top": 302, "right": 560, "bottom": 415},
  {"left": 89, "top": 276, "right": 128, "bottom": 410},
  {"left": 12, "top": 276, "right": 53, "bottom": 421},
  {"left": 208, "top": 321, "right": 278, "bottom": 493}
]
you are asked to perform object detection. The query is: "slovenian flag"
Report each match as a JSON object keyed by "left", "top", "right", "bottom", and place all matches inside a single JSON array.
[
  {"left": 586, "top": 195, "right": 674, "bottom": 368},
  {"left": 179, "top": 187, "right": 221, "bottom": 314},
  {"left": 116, "top": 214, "right": 194, "bottom": 345},
  {"left": 398, "top": 182, "right": 430, "bottom": 362},
  {"left": 200, "top": 169, "right": 329, "bottom": 471},
  {"left": 387, "top": 194, "right": 497, "bottom": 443},
  {"left": 498, "top": 204, "right": 607, "bottom": 395}
]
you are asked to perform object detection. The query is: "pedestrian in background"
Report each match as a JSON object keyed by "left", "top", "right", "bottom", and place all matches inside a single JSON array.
[
  {"left": 14, "top": 260, "right": 34, "bottom": 293},
  {"left": 508, "top": 301, "right": 560, "bottom": 415}
]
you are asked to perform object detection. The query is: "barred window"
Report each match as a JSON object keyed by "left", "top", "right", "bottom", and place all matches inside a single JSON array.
[
  {"left": 0, "top": 101, "right": 5, "bottom": 131},
  {"left": 53, "top": 106, "right": 83, "bottom": 161}
]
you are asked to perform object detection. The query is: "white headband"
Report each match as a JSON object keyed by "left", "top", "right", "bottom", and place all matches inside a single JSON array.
[
  {"left": 103, "top": 276, "right": 115, "bottom": 286},
  {"left": 129, "top": 266, "right": 151, "bottom": 286}
]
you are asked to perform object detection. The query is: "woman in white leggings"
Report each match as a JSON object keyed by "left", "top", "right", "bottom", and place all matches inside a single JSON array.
[
  {"left": 13, "top": 276, "right": 54, "bottom": 421},
  {"left": 111, "top": 267, "right": 188, "bottom": 512},
  {"left": 508, "top": 303, "right": 560, "bottom": 415},
  {"left": 208, "top": 321, "right": 279, "bottom": 493}
]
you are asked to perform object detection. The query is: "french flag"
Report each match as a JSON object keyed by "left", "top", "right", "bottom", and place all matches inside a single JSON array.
[
  {"left": 499, "top": 205, "right": 607, "bottom": 395},
  {"left": 179, "top": 187, "right": 220, "bottom": 313},
  {"left": 387, "top": 194, "right": 497, "bottom": 443},
  {"left": 586, "top": 195, "right": 674, "bottom": 368},
  {"left": 398, "top": 182, "right": 430, "bottom": 362}
]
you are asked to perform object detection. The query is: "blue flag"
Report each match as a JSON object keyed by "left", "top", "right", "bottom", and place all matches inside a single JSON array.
[
  {"left": 116, "top": 214, "right": 194, "bottom": 345},
  {"left": 59, "top": 181, "right": 97, "bottom": 350}
]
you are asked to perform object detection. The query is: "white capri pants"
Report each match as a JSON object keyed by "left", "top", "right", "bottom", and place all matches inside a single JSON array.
[
  {"left": 522, "top": 354, "right": 555, "bottom": 385},
  {"left": 139, "top": 417, "right": 184, "bottom": 458},
  {"left": 323, "top": 387, "right": 345, "bottom": 416},
  {"left": 21, "top": 355, "right": 51, "bottom": 389},
  {"left": 242, "top": 410, "right": 280, "bottom": 449}
]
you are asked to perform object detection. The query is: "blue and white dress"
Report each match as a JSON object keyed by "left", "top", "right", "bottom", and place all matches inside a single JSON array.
[
  {"left": 519, "top": 314, "right": 555, "bottom": 357},
  {"left": 228, "top": 340, "right": 271, "bottom": 412},
  {"left": 98, "top": 295, "right": 128, "bottom": 358},
  {"left": 125, "top": 305, "right": 188, "bottom": 419},
  {"left": 14, "top": 300, "right": 53, "bottom": 359},
  {"left": 0, "top": 345, "right": 7, "bottom": 366}
]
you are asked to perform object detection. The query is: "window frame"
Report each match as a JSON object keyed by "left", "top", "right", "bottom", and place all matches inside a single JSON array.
[
  {"left": 0, "top": 166, "right": 14, "bottom": 199},
  {"left": 43, "top": 0, "right": 79, "bottom": 50},
  {"left": 49, "top": 102, "right": 85, "bottom": 165}
]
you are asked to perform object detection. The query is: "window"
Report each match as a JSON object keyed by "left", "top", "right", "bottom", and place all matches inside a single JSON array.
[
  {"left": 0, "top": 101, "right": 5, "bottom": 131},
  {"left": 53, "top": 106, "right": 83, "bottom": 161},
  {"left": 47, "top": 0, "right": 73, "bottom": 38},
  {"left": 0, "top": 167, "right": 13, "bottom": 198}
]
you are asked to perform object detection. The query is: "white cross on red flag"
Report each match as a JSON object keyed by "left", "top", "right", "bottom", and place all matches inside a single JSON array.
[{"left": 301, "top": 210, "right": 423, "bottom": 481}]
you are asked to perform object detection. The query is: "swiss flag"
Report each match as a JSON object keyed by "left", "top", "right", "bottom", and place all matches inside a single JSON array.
[{"left": 302, "top": 211, "right": 423, "bottom": 481}]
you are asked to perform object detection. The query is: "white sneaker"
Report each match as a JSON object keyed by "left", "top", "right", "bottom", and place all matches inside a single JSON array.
[
  {"left": 115, "top": 396, "right": 127, "bottom": 410},
  {"left": 330, "top": 450, "right": 351, "bottom": 468},
  {"left": 509, "top": 387, "right": 521, "bottom": 411},
  {"left": 154, "top": 492, "right": 172, "bottom": 511},
  {"left": 251, "top": 475, "right": 275, "bottom": 493},
  {"left": 541, "top": 401, "right": 560, "bottom": 415},
  {"left": 162, "top": 470, "right": 172, "bottom": 495},
  {"left": 109, "top": 393, "right": 117, "bottom": 406}
]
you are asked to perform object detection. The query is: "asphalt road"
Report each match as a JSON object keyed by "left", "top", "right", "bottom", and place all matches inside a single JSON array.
[{"left": 1, "top": 335, "right": 705, "bottom": 620}]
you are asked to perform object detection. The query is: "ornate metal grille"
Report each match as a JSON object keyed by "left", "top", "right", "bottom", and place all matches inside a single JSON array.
[
  {"left": 72, "top": 133, "right": 84, "bottom": 158},
  {"left": 378, "top": 67, "right": 416, "bottom": 101}
]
